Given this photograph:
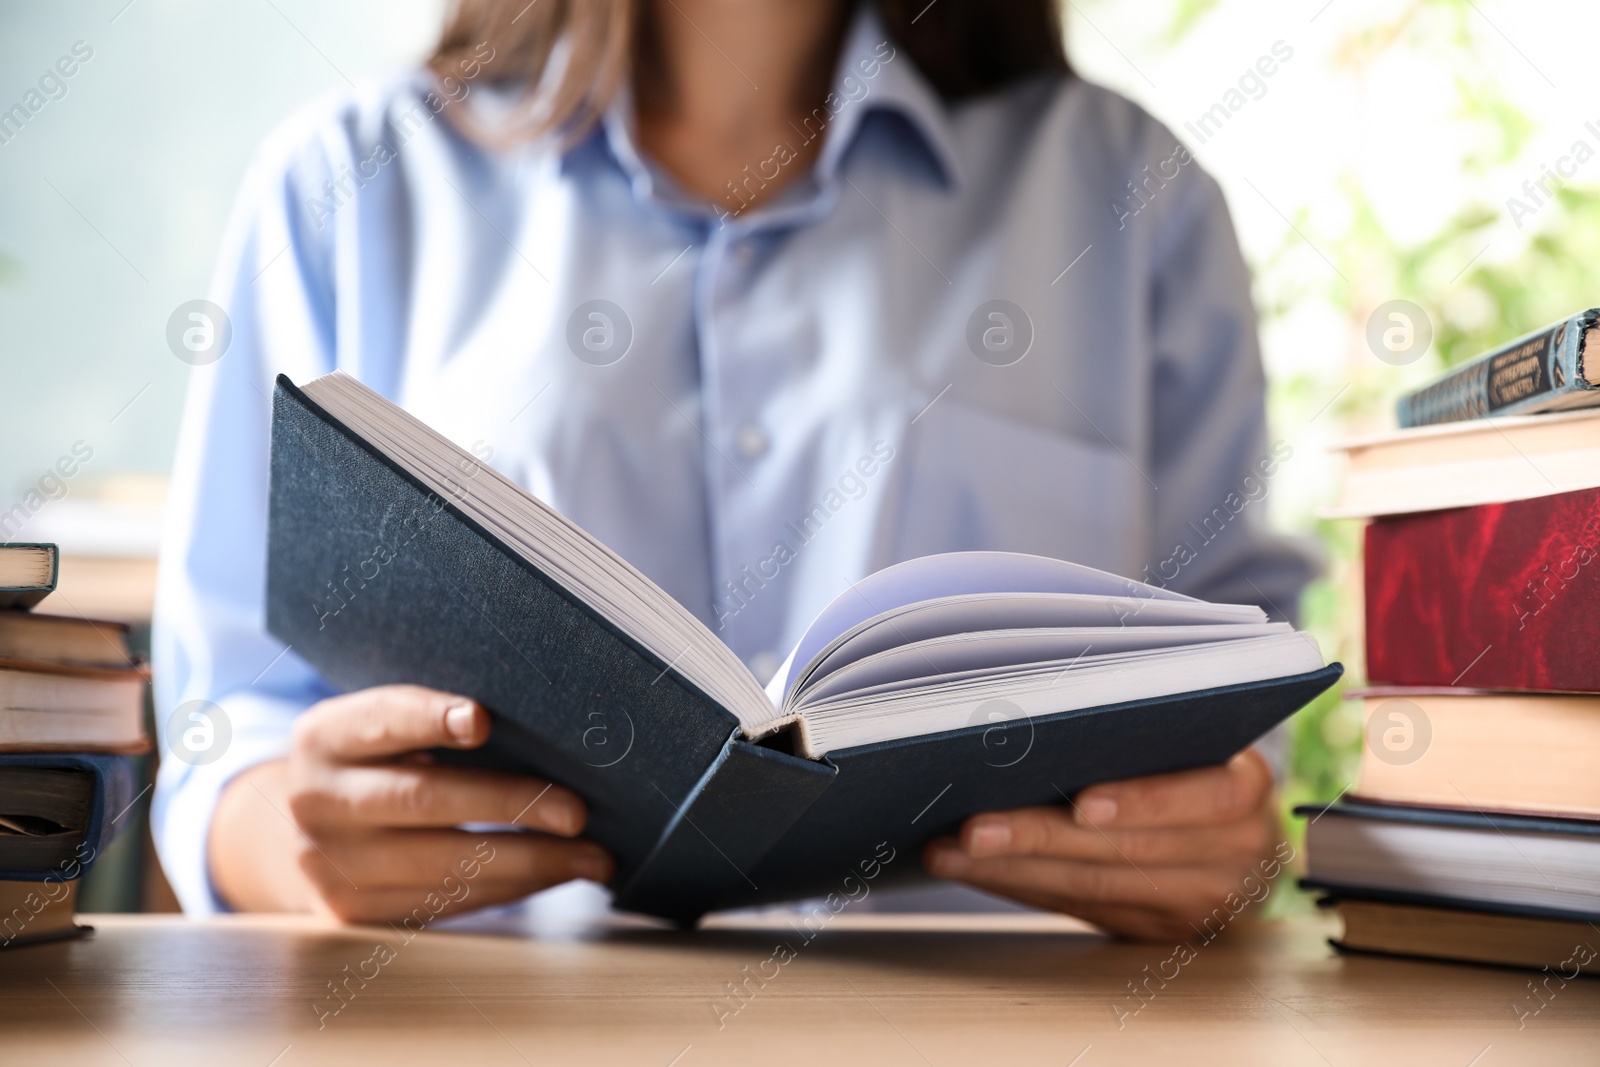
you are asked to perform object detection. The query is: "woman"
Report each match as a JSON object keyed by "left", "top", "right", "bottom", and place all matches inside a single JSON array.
[{"left": 153, "top": 0, "right": 1314, "bottom": 940}]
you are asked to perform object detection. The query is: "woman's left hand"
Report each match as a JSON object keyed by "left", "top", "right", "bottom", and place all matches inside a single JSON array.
[{"left": 923, "top": 748, "right": 1286, "bottom": 940}]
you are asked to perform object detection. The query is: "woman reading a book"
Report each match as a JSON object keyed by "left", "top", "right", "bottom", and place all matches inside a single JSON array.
[{"left": 154, "top": 0, "right": 1316, "bottom": 940}]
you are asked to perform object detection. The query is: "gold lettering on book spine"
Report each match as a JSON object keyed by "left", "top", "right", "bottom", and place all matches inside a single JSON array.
[{"left": 1485, "top": 333, "right": 1551, "bottom": 409}]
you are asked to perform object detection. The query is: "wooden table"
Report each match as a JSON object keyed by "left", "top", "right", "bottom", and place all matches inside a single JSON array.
[{"left": 3, "top": 911, "right": 1595, "bottom": 1065}]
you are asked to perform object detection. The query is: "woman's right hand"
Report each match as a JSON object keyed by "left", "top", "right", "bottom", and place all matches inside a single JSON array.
[{"left": 208, "top": 684, "right": 614, "bottom": 922}]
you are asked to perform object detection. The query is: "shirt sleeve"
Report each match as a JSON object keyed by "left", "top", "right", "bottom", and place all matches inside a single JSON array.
[
  {"left": 1144, "top": 163, "right": 1321, "bottom": 781},
  {"left": 150, "top": 113, "right": 344, "bottom": 915}
]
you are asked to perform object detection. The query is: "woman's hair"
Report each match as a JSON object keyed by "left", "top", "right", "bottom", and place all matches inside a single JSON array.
[{"left": 429, "top": 0, "right": 1069, "bottom": 142}]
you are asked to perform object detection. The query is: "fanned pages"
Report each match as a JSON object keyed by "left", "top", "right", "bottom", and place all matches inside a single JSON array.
[{"left": 301, "top": 372, "right": 1326, "bottom": 756}]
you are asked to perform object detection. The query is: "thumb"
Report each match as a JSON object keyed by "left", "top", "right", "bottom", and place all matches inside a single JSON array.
[{"left": 295, "top": 685, "right": 488, "bottom": 762}]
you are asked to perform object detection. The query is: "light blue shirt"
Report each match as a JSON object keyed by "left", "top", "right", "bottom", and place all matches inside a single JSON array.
[{"left": 153, "top": 7, "right": 1315, "bottom": 916}]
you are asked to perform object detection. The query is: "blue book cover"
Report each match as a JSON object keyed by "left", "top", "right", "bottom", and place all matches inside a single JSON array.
[
  {"left": 269, "top": 374, "right": 1341, "bottom": 924},
  {"left": 1398, "top": 308, "right": 1600, "bottom": 427},
  {"left": 0, "top": 751, "right": 142, "bottom": 882},
  {"left": 0, "top": 543, "right": 58, "bottom": 611},
  {"left": 1296, "top": 800, "right": 1600, "bottom": 924}
]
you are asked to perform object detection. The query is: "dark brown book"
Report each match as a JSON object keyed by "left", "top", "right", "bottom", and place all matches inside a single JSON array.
[
  {"left": 0, "top": 612, "right": 132, "bottom": 669},
  {"left": 0, "top": 878, "right": 86, "bottom": 949},
  {"left": 0, "top": 658, "right": 148, "bottom": 751},
  {"left": 1331, "top": 897, "right": 1598, "bottom": 977}
]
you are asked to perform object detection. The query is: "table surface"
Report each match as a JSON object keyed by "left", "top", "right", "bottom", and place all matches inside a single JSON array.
[{"left": 2, "top": 910, "right": 1596, "bottom": 1066}]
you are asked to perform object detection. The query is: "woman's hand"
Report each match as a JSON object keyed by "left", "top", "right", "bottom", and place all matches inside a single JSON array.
[
  {"left": 209, "top": 685, "right": 613, "bottom": 922},
  {"left": 923, "top": 748, "right": 1283, "bottom": 940}
]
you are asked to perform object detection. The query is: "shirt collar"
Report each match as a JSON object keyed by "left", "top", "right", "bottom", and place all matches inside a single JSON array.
[
  {"left": 582, "top": 3, "right": 963, "bottom": 200},
  {"left": 813, "top": 3, "right": 964, "bottom": 192},
  {"left": 595, "top": 87, "right": 657, "bottom": 202}
]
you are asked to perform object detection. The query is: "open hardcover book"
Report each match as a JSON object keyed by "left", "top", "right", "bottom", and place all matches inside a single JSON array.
[{"left": 267, "top": 372, "right": 1341, "bottom": 923}]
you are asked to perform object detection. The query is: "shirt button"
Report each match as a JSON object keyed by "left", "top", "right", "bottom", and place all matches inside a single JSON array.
[
  {"left": 736, "top": 422, "right": 769, "bottom": 460},
  {"left": 733, "top": 241, "right": 755, "bottom": 268},
  {"left": 749, "top": 651, "right": 781, "bottom": 685}
]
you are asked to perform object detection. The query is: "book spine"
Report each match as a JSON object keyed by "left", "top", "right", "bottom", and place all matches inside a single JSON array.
[
  {"left": 0, "top": 542, "right": 60, "bottom": 611},
  {"left": 1364, "top": 487, "right": 1600, "bottom": 691},
  {"left": 612, "top": 736, "right": 836, "bottom": 925},
  {"left": 1395, "top": 309, "right": 1598, "bottom": 428},
  {"left": 0, "top": 752, "right": 140, "bottom": 881}
]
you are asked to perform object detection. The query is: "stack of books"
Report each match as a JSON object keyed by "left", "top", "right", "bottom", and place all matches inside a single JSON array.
[
  {"left": 1304, "top": 309, "right": 1600, "bottom": 976},
  {"left": 0, "top": 542, "right": 148, "bottom": 948}
]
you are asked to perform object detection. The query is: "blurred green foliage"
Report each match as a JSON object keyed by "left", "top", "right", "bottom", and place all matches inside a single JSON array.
[{"left": 1147, "top": 0, "right": 1600, "bottom": 912}]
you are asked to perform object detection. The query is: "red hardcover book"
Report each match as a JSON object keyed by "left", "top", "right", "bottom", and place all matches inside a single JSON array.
[{"left": 1365, "top": 486, "right": 1600, "bottom": 691}]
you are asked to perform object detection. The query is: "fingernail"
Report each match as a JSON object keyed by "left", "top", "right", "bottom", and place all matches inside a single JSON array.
[
  {"left": 572, "top": 848, "right": 613, "bottom": 883},
  {"left": 445, "top": 702, "right": 476, "bottom": 743},
  {"left": 967, "top": 820, "right": 1012, "bottom": 857},
  {"left": 927, "top": 845, "right": 968, "bottom": 877},
  {"left": 1076, "top": 796, "right": 1117, "bottom": 826}
]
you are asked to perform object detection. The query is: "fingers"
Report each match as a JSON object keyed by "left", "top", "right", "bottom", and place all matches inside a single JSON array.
[
  {"left": 275, "top": 686, "right": 618, "bottom": 927},
  {"left": 958, "top": 804, "right": 1271, "bottom": 868},
  {"left": 294, "top": 685, "right": 490, "bottom": 761},
  {"left": 950, "top": 878, "right": 1190, "bottom": 941},
  {"left": 307, "top": 881, "right": 534, "bottom": 925},
  {"left": 1071, "top": 748, "right": 1273, "bottom": 830},
  {"left": 1063, "top": 902, "right": 1207, "bottom": 942},
  {"left": 921, "top": 751, "right": 1285, "bottom": 941},
  {"left": 925, "top": 842, "right": 1262, "bottom": 931},
  {"left": 295, "top": 829, "right": 613, "bottom": 894},
  {"left": 290, "top": 763, "right": 586, "bottom": 836},
  {"left": 927, "top": 842, "right": 1227, "bottom": 910},
  {"left": 304, "top": 869, "right": 596, "bottom": 925},
  {"left": 288, "top": 686, "right": 588, "bottom": 835}
]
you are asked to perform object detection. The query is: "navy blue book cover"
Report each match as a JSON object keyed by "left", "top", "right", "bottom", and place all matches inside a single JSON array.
[
  {"left": 0, "top": 542, "right": 58, "bottom": 611},
  {"left": 0, "top": 752, "right": 141, "bottom": 882},
  {"left": 269, "top": 375, "right": 1341, "bottom": 923},
  {"left": 1295, "top": 799, "right": 1600, "bottom": 837},
  {"left": 1396, "top": 307, "right": 1600, "bottom": 427},
  {"left": 1295, "top": 800, "right": 1600, "bottom": 923}
]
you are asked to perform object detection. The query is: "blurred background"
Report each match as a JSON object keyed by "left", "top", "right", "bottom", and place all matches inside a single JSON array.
[{"left": 2, "top": 0, "right": 1595, "bottom": 912}]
